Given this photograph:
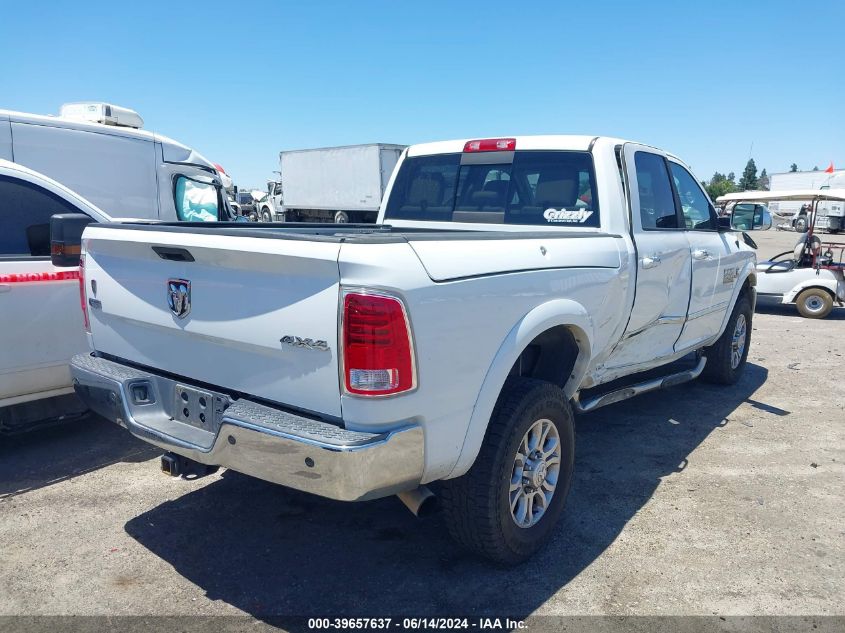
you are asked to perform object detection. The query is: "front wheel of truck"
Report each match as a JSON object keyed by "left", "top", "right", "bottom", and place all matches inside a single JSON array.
[
  {"left": 440, "top": 377, "right": 575, "bottom": 565},
  {"left": 700, "top": 294, "right": 752, "bottom": 385}
]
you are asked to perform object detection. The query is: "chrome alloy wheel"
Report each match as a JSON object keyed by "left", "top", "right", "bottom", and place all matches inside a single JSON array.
[
  {"left": 731, "top": 313, "right": 747, "bottom": 369},
  {"left": 509, "top": 418, "right": 561, "bottom": 528}
]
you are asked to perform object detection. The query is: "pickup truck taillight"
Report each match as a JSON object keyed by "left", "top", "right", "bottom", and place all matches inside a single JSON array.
[
  {"left": 342, "top": 291, "right": 416, "bottom": 396},
  {"left": 79, "top": 250, "right": 90, "bottom": 333}
]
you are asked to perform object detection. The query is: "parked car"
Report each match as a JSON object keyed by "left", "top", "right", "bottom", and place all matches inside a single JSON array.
[
  {"left": 61, "top": 135, "right": 769, "bottom": 563},
  {"left": 235, "top": 191, "right": 257, "bottom": 220},
  {"left": 0, "top": 103, "right": 235, "bottom": 221},
  {"left": 0, "top": 160, "right": 111, "bottom": 432}
]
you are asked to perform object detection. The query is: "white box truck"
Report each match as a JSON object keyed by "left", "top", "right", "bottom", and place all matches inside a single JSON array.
[{"left": 267, "top": 144, "right": 405, "bottom": 223}]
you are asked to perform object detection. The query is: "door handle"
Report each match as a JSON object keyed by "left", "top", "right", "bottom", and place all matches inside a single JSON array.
[
  {"left": 641, "top": 255, "right": 662, "bottom": 269},
  {"left": 692, "top": 249, "right": 713, "bottom": 260}
]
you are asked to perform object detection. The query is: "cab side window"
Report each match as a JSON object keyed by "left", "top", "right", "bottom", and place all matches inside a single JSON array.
[
  {"left": 634, "top": 152, "right": 678, "bottom": 229},
  {"left": 0, "top": 176, "right": 84, "bottom": 257},
  {"left": 669, "top": 163, "right": 716, "bottom": 230},
  {"left": 174, "top": 176, "right": 219, "bottom": 222}
]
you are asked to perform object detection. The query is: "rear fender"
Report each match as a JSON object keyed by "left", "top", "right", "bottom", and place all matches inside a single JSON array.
[
  {"left": 444, "top": 299, "right": 593, "bottom": 479},
  {"left": 783, "top": 278, "right": 841, "bottom": 303}
]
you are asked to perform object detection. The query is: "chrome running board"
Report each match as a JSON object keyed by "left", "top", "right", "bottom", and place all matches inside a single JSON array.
[{"left": 572, "top": 357, "right": 707, "bottom": 414}]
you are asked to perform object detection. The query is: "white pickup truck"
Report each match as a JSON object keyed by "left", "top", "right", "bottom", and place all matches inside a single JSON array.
[{"left": 62, "top": 136, "right": 769, "bottom": 564}]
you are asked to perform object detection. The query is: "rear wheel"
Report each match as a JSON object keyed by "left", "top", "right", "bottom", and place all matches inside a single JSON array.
[
  {"left": 795, "top": 288, "right": 833, "bottom": 319},
  {"left": 700, "top": 294, "right": 752, "bottom": 385},
  {"left": 440, "top": 378, "right": 575, "bottom": 565},
  {"left": 334, "top": 210, "right": 350, "bottom": 224}
]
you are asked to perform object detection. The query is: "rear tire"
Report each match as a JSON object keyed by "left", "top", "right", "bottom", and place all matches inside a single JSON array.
[
  {"left": 795, "top": 288, "right": 833, "bottom": 319},
  {"left": 334, "top": 211, "right": 350, "bottom": 224},
  {"left": 440, "top": 377, "right": 575, "bottom": 566},
  {"left": 700, "top": 294, "right": 752, "bottom": 385}
]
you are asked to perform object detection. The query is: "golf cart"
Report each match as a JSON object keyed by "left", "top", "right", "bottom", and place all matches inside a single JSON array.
[{"left": 718, "top": 189, "right": 845, "bottom": 318}]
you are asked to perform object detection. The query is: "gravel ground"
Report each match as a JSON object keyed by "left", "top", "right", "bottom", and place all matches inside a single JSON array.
[{"left": 0, "top": 228, "right": 842, "bottom": 628}]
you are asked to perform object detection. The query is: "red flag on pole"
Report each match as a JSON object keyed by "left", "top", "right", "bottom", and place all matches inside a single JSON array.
[{"left": 825, "top": 162, "right": 835, "bottom": 173}]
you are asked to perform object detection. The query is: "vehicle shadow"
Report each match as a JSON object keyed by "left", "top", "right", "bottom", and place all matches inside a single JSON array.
[
  {"left": 755, "top": 301, "right": 845, "bottom": 321},
  {"left": 124, "top": 364, "right": 769, "bottom": 627},
  {"left": 0, "top": 414, "right": 159, "bottom": 499}
]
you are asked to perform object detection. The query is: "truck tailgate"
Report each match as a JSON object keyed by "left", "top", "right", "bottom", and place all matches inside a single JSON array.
[{"left": 83, "top": 226, "right": 342, "bottom": 417}]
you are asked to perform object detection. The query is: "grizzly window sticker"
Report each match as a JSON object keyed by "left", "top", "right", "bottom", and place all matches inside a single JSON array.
[{"left": 543, "top": 209, "right": 594, "bottom": 223}]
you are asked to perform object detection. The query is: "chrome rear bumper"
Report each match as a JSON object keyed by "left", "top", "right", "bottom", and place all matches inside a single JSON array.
[{"left": 70, "top": 354, "right": 423, "bottom": 501}]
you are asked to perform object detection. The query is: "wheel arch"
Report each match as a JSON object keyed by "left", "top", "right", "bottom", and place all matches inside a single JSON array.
[
  {"left": 711, "top": 266, "right": 757, "bottom": 342},
  {"left": 784, "top": 282, "right": 838, "bottom": 304},
  {"left": 444, "top": 299, "right": 593, "bottom": 479}
]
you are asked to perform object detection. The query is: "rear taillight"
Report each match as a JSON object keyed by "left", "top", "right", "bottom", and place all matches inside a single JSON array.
[
  {"left": 79, "top": 249, "right": 90, "bottom": 333},
  {"left": 463, "top": 138, "right": 516, "bottom": 152},
  {"left": 342, "top": 291, "right": 415, "bottom": 396}
]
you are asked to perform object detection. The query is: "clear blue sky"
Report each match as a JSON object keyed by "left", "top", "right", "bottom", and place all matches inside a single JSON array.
[{"left": 2, "top": 0, "right": 843, "bottom": 188}]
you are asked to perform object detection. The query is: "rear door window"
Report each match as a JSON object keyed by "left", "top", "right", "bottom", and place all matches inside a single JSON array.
[
  {"left": 0, "top": 176, "right": 86, "bottom": 257},
  {"left": 634, "top": 152, "right": 679, "bottom": 230},
  {"left": 174, "top": 176, "right": 219, "bottom": 222},
  {"left": 384, "top": 151, "right": 600, "bottom": 227}
]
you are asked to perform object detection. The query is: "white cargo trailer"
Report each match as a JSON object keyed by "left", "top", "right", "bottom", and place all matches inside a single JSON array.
[{"left": 275, "top": 143, "right": 406, "bottom": 223}]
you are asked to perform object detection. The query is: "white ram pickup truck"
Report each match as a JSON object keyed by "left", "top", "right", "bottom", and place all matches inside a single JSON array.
[{"left": 63, "top": 136, "right": 769, "bottom": 564}]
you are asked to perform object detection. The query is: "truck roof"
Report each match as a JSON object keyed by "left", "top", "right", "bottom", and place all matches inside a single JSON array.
[
  {"left": 407, "top": 135, "right": 694, "bottom": 175},
  {"left": 406, "top": 135, "right": 630, "bottom": 156}
]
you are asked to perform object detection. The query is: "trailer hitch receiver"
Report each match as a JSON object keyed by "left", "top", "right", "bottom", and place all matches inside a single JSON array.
[{"left": 160, "top": 452, "right": 219, "bottom": 479}]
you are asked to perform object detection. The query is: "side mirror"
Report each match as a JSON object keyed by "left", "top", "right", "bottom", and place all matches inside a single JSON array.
[
  {"left": 51, "top": 213, "right": 93, "bottom": 267},
  {"left": 730, "top": 206, "right": 773, "bottom": 231}
]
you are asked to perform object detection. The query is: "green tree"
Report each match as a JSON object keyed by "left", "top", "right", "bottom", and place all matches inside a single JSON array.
[
  {"left": 738, "top": 158, "right": 759, "bottom": 190},
  {"left": 813, "top": 166, "right": 819, "bottom": 171},
  {"left": 790, "top": 163, "right": 798, "bottom": 172},
  {"left": 759, "top": 168, "right": 769, "bottom": 190},
  {"left": 704, "top": 171, "right": 738, "bottom": 200}
]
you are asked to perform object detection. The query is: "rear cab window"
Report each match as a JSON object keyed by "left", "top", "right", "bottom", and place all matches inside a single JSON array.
[{"left": 384, "top": 151, "right": 600, "bottom": 227}]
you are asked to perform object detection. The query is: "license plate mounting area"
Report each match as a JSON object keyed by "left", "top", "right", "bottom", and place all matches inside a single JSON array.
[{"left": 173, "top": 384, "right": 226, "bottom": 432}]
